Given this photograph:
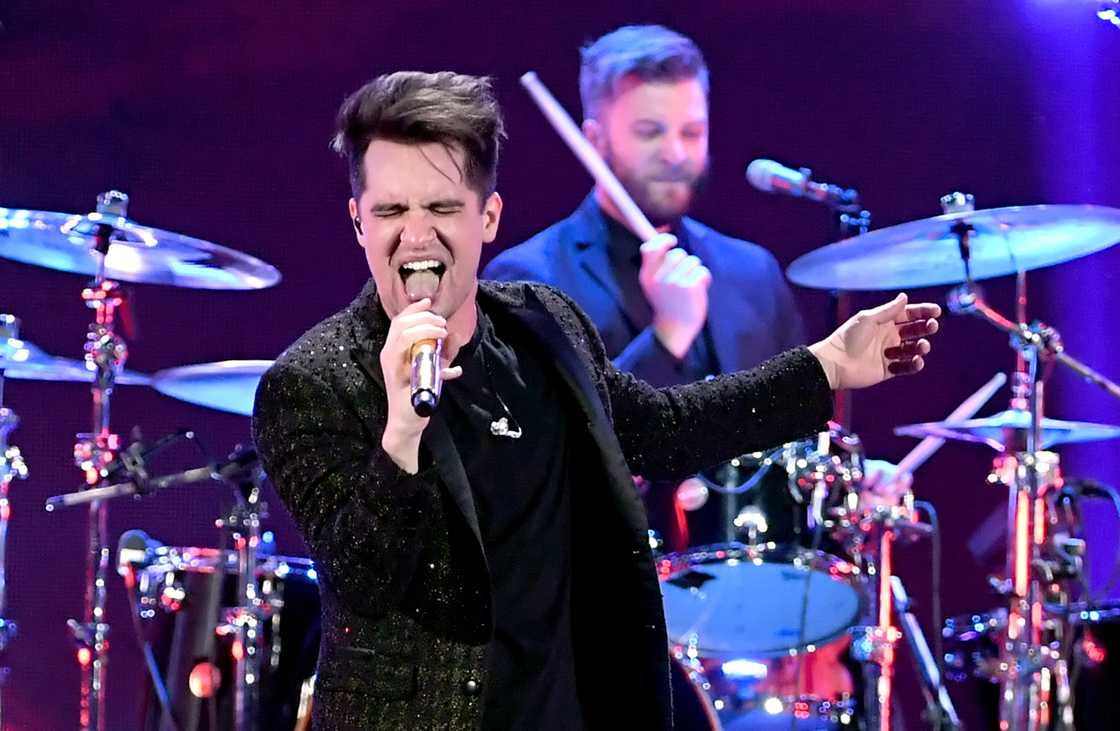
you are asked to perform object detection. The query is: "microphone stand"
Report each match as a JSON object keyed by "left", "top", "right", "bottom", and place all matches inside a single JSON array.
[
  {"left": 45, "top": 445, "right": 266, "bottom": 731},
  {"left": 0, "top": 325, "right": 28, "bottom": 729},
  {"left": 827, "top": 193, "right": 870, "bottom": 430}
]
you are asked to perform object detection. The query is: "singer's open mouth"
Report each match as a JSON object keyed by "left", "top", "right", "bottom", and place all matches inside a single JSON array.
[{"left": 399, "top": 259, "right": 447, "bottom": 286}]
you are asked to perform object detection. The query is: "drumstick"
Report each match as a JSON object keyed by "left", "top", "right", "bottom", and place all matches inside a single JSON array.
[
  {"left": 895, "top": 372, "right": 1007, "bottom": 476},
  {"left": 520, "top": 71, "right": 659, "bottom": 242}
]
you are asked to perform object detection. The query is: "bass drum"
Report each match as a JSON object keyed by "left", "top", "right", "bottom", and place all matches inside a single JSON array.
[
  {"left": 132, "top": 548, "right": 320, "bottom": 731},
  {"left": 671, "top": 656, "right": 722, "bottom": 730},
  {"left": 671, "top": 650, "right": 856, "bottom": 731}
]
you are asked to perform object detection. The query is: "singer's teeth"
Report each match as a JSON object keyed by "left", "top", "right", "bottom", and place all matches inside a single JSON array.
[
  {"left": 404, "top": 269, "right": 440, "bottom": 300},
  {"left": 402, "top": 259, "right": 441, "bottom": 271}
]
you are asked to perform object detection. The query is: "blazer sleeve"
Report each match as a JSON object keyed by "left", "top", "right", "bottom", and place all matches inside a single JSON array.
[
  {"left": 251, "top": 360, "right": 440, "bottom": 617},
  {"left": 607, "top": 348, "right": 834, "bottom": 480},
  {"left": 555, "top": 290, "right": 834, "bottom": 480},
  {"left": 611, "top": 326, "right": 692, "bottom": 388}
]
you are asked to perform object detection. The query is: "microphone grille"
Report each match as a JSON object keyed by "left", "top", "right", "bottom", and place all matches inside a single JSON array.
[{"left": 745, "top": 159, "right": 782, "bottom": 192}]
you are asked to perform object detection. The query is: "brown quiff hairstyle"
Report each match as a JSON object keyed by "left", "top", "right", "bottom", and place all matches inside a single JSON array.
[{"left": 331, "top": 71, "right": 506, "bottom": 204}]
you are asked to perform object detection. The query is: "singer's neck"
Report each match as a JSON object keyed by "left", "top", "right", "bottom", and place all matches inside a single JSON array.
[
  {"left": 445, "top": 284, "right": 478, "bottom": 358},
  {"left": 594, "top": 185, "right": 672, "bottom": 236}
]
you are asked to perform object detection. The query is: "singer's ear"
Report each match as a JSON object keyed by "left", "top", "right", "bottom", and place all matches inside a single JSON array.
[
  {"left": 348, "top": 198, "right": 365, "bottom": 244},
  {"left": 481, "top": 191, "right": 503, "bottom": 244}
]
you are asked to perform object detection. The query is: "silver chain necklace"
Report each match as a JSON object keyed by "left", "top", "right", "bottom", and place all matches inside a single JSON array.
[{"left": 478, "top": 334, "right": 522, "bottom": 440}]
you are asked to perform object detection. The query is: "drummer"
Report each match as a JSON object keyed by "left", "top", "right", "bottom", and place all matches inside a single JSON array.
[{"left": 485, "top": 24, "right": 909, "bottom": 549}]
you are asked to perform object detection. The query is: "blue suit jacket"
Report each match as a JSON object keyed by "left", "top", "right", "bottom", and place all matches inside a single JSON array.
[{"left": 485, "top": 193, "right": 806, "bottom": 381}]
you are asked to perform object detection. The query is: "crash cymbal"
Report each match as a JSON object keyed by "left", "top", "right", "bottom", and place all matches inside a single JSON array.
[
  {"left": 787, "top": 204, "right": 1120, "bottom": 290},
  {"left": 151, "top": 360, "right": 272, "bottom": 416},
  {"left": 894, "top": 408, "right": 1120, "bottom": 451},
  {"left": 0, "top": 205, "right": 280, "bottom": 290},
  {"left": 0, "top": 336, "right": 149, "bottom": 385}
]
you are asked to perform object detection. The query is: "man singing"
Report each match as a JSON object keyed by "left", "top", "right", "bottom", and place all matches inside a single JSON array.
[{"left": 252, "top": 70, "right": 938, "bottom": 730}]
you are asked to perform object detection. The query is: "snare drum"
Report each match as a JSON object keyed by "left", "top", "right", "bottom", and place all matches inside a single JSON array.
[
  {"left": 131, "top": 546, "right": 320, "bottom": 731},
  {"left": 661, "top": 429, "right": 868, "bottom": 729}
]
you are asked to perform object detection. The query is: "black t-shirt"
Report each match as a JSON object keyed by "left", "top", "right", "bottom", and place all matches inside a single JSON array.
[{"left": 440, "top": 307, "right": 585, "bottom": 730}]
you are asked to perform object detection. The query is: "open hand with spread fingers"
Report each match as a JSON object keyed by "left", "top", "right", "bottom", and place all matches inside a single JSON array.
[{"left": 808, "top": 293, "right": 941, "bottom": 391}]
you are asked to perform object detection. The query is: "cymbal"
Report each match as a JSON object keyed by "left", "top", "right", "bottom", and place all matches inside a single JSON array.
[
  {"left": 0, "top": 207, "right": 281, "bottom": 290},
  {"left": 894, "top": 408, "right": 1120, "bottom": 451},
  {"left": 0, "top": 336, "right": 150, "bottom": 385},
  {"left": 787, "top": 204, "right": 1120, "bottom": 290},
  {"left": 151, "top": 360, "right": 272, "bottom": 416}
]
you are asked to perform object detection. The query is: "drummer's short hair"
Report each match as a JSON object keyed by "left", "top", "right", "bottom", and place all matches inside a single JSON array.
[
  {"left": 331, "top": 71, "right": 506, "bottom": 202},
  {"left": 579, "top": 25, "right": 709, "bottom": 121}
]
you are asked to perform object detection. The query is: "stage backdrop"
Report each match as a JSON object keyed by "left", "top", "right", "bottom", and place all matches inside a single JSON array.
[{"left": 2, "top": 2, "right": 1119, "bottom": 728}]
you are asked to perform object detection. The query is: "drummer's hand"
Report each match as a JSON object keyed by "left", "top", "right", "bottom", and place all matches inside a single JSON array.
[
  {"left": 639, "top": 232, "right": 711, "bottom": 359},
  {"left": 859, "top": 458, "right": 912, "bottom": 509},
  {"left": 809, "top": 293, "right": 940, "bottom": 390},
  {"left": 379, "top": 298, "right": 463, "bottom": 474}
]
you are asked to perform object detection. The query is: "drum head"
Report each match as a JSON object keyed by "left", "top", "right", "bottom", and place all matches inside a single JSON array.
[{"left": 660, "top": 544, "right": 861, "bottom": 657}]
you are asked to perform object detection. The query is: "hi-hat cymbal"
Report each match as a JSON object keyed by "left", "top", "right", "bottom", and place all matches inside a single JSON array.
[
  {"left": 151, "top": 360, "right": 272, "bottom": 416},
  {"left": 0, "top": 336, "right": 150, "bottom": 385},
  {"left": 894, "top": 408, "right": 1120, "bottom": 451},
  {"left": 787, "top": 204, "right": 1120, "bottom": 290},
  {"left": 0, "top": 206, "right": 280, "bottom": 290}
]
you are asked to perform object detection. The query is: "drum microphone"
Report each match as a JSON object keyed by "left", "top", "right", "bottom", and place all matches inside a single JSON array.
[
  {"left": 746, "top": 158, "right": 860, "bottom": 209},
  {"left": 116, "top": 529, "right": 165, "bottom": 576}
]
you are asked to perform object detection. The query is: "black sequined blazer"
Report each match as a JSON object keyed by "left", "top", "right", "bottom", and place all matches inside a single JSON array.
[{"left": 251, "top": 279, "right": 832, "bottom": 730}]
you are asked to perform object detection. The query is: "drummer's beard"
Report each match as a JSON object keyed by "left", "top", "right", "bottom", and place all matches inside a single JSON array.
[{"left": 605, "top": 148, "right": 710, "bottom": 229}]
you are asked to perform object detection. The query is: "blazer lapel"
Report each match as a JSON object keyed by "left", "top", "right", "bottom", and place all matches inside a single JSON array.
[
  {"left": 570, "top": 194, "right": 647, "bottom": 334},
  {"left": 684, "top": 218, "right": 735, "bottom": 374}
]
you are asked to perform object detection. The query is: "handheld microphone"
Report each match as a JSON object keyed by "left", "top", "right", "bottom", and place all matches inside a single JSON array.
[
  {"left": 404, "top": 269, "right": 444, "bottom": 417},
  {"left": 410, "top": 338, "right": 442, "bottom": 417},
  {"left": 746, "top": 158, "right": 860, "bottom": 209}
]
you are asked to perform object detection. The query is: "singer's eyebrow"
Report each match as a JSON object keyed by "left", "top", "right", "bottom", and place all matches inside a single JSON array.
[
  {"left": 371, "top": 202, "right": 407, "bottom": 215},
  {"left": 424, "top": 198, "right": 464, "bottom": 210}
]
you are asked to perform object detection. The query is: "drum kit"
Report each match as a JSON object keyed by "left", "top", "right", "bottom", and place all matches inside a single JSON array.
[
  {"left": 0, "top": 192, "right": 297, "bottom": 731},
  {"left": 1, "top": 186, "right": 1120, "bottom": 731},
  {"left": 655, "top": 193, "right": 1120, "bottom": 730}
]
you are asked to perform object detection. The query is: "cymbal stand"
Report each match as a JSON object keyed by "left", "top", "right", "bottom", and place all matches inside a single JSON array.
[
  {"left": 214, "top": 448, "right": 267, "bottom": 731},
  {"left": 68, "top": 191, "right": 132, "bottom": 731},
  {"left": 841, "top": 500, "right": 918, "bottom": 731},
  {"left": 944, "top": 192, "right": 1120, "bottom": 731},
  {"left": 0, "top": 316, "right": 28, "bottom": 729}
]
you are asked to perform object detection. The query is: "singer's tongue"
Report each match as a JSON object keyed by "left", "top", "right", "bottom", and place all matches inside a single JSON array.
[{"left": 404, "top": 269, "right": 440, "bottom": 301}]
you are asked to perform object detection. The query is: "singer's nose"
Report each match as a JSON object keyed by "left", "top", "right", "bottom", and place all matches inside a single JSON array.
[{"left": 400, "top": 214, "right": 436, "bottom": 247}]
